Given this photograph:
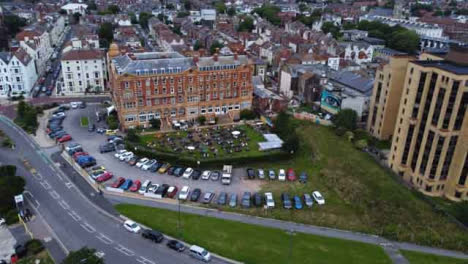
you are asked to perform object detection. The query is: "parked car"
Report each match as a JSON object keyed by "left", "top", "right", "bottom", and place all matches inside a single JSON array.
[
  {"left": 192, "top": 170, "right": 202, "bottom": 180},
  {"left": 73, "top": 152, "right": 89, "bottom": 160},
  {"left": 136, "top": 158, "right": 149, "bottom": 168},
  {"left": 176, "top": 167, "right": 186, "bottom": 177},
  {"left": 182, "top": 167, "right": 194, "bottom": 179},
  {"left": 210, "top": 171, "right": 220, "bottom": 181},
  {"left": 96, "top": 172, "right": 113, "bottom": 183},
  {"left": 77, "top": 156, "right": 96, "bottom": 168},
  {"left": 246, "top": 168, "right": 255, "bottom": 179},
  {"left": 166, "top": 186, "right": 178, "bottom": 198},
  {"left": 96, "top": 128, "right": 106, "bottom": 134},
  {"left": 68, "top": 147, "right": 83, "bottom": 156},
  {"left": 217, "top": 192, "right": 227, "bottom": 205},
  {"left": 253, "top": 193, "right": 262, "bottom": 207},
  {"left": 201, "top": 170, "right": 211, "bottom": 180},
  {"left": 202, "top": 192, "right": 215, "bottom": 204},
  {"left": 167, "top": 166, "right": 176, "bottom": 175},
  {"left": 111, "top": 177, "right": 125, "bottom": 188},
  {"left": 65, "top": 143, "right": 81, "bottom": 152},
  {"left": 120, "top": 179, "right": 133, "bottom": 190},
  {"left": 303, "top": 194, "right": 313, "bottom": 207},
  {"left": 88, "top": 123, "right": 95, "bottom": 132},
  {"left": 139, "top": 180, "right": 151, "bottom": 194},
  {"left": 52, "top": 112, "right": 65, "bottom": 118},
  {"left": 105, "top": 129, "right": 118, "bottom": 136},
  {"left": 158, "top": 163, "right": 171, "bottom": 173},
  {"left": 257, "top": 169, "right": 265, "bottom": 179},
  {"left": 167, "top": 240, "right": 185, "bottom": 252},
  {"left": 178, "top": 186, "right": 190, "bottom": 200},
  {"left": 299, "top": 171, "right": 308, "bottom": 183},
  {"left": 265, "top": 192, "right": 275, "bottom": 208},
  {"left": 149, "top": 162, "right": 162, "bottom": 172},
  {"left": 312, "top": 191, "right": 325, "bottom": 205},
  {"left": 189, "top": 245, "right": 211, "bottom": 262},
  {"left": 293, "top": 195, "right": 303, "bottom": 210},
  {"left": 241, "top": 192, "right": 251, "bottom": 208},
  {"left": 99, "top": 143, "right": 115, "bottom": 153},
  {"left": 119, "top": 152, "right": 134, "bottom": 162},
  {"left": 90, "top": 165, "right": 105, "bottom": 172},
  {"left": 287, "top": 169, "right": 296, "bottom": 181},
  {"left": 114, "top": 149, "right": 127, "bottom": 159},
  {"left": 90, "top": 169, "right": 105, "bottom": 179},
  {"left": 129, "top": 180, "right": 141, "bottom": 192},
  {"left": 148, "top": 184, "right": 160, "bottom": 193},
  {"left": 123, "top": 220, "right": 140, "bottom": 233},
  {"left": 281, "top": 193, "right": 292, "bottom": 209},
  {"left": 278, "top": 169, "right": 286, "bottom": 181},
  {"left": 141, "top": 229, "right": 164, "bottom": 243},
  {"left": 190, "top": 188, "right": 201, "bottom": 201},
  {"left": 70, "top": 102, "right": 79, "bottom": 109},
  {"left": 127, "top": 156, "right": 139, "bottom": 166},
  {"left": 57, "top": 134, "right": 72, "bottom": 143},
  {"left": 229, "top": 193, "right": 237, "bottom": 208},
  {"left": 155, "top": 184, "right": 169, "bottom": 197},
  {"left": 142, "top": 159, "right": 157, "bottom": 170},
  {"left": 268, "top": 169, "right": 276, "bottom": 180}
]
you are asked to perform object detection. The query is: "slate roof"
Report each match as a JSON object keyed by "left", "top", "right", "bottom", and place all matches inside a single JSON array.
[{"left": 329, "top": 71, "right": 374, "bottom": 96}]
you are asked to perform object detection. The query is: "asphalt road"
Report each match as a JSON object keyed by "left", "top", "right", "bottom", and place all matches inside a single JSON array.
[{"left": 0, "top": 115, "right": 229, "bottom": 264}]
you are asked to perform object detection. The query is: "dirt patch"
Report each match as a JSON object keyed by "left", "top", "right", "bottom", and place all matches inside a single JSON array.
[{"left": 32, "top": 108, "right": 57, "bottom": 148}]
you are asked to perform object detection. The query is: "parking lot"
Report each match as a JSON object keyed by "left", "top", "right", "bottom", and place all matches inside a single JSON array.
[{"left": 61, "top": 104, "right": 264, "bottom": 203}]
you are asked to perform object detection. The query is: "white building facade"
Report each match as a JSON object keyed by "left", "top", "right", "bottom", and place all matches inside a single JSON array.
[
  {"left": 0, "top": 49, "right": 38, "bottom": 98},
  {"left": 16, "top": 26, "right": 54, "bottom": 75}
]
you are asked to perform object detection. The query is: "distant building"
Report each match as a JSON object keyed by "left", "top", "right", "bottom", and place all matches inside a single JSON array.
[
  {"left": 61, "top": 3, "right": 88, "bottom": 16},
  {"left": 16, "top": 25, "right": 54, "bottom": 74},
  {"left": 361, "top": 15, "right": 444, "bottom": 38},
  {"left": 0, "top": 48, "right": 38, "bottom": 98}
]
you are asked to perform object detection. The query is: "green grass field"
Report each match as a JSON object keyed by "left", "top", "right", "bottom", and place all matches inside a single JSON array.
[
  {"left": 401, "top": 250, "right": 468, "bottom": 264},
  {"left": 116, "top": 204, "right": 392, "bottom": 264},
  {"left": 80, "top": 116, "right": 89, "bottom": 127}
]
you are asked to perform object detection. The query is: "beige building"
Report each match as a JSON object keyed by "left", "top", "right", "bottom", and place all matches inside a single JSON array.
[{"left": 388, "top": 45, "right": 468, "bottom": 201}]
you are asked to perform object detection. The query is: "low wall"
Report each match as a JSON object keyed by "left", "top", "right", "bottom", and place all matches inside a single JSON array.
[{"left": 293, "top": 112, "right": 332, "bottom": 126}]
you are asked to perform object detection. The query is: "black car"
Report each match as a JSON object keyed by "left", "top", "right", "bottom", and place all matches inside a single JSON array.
[
  {"left": 177, "top": 167, "right": 186, "bottom": 177},
  {"left": 299, "top": 171, "right": 308, "bottom": 183},
  {"left": 51, "top": 131, "right": 67, "bottom": 139},
  {"left": 99, "top": 143, "right": 115, "bottom": 153},
  {"left": 141, "top": 229, "right": 164, "bottom": 243},
  {"left": 241, "top": 192, "right": 251, "bottom": 208},
  {"left": 58, "top": 105, "right": 69, "bottom": 111},
  {"left": 149, "top": 162, "right": 162, "bottom": 172},
  {"left": 253, "top": 193, "right": 262, "bottom": 207},
  {"left": 217, "top": 192, "right": 227, "bottom": 205},
  {"left": 192, "top": 169, "right": 202, "bottom": 180},
  {"left": 246, "top": 168, "right": 255, "bottom": 179},
  {"left": 167, "top": 240, "right": 185, "bottom": 252},
  {"left": 88, "top": 123, "right": 96, "bottom": 132},
  {"left": 68, "top": 147, "right": 83, "bottom": 155},
  {"left": 155, "top": 184, "right": 170, "bottom": 197},
  {"left": 281, "top": 193, "right": 292, "bottom": 209},
  {"left": 190, "top": 188, "right": 202, "bottom": 201},
  {"left": 167, "top": 166, "right": 176, "bottom": 175},
  {"left": 79, "top": 101, "right": 87, "bottom": 108}
]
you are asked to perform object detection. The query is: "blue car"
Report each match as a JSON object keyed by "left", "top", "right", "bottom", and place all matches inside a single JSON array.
[
  {"left": 77, "top": 156, "right": 96, "bottom": 168},
  {"left": 293, "top": 195, "right": 303, "bottom": 210},
  {"left": 120, "top": 179, "right": 133, "bottom": 190}
]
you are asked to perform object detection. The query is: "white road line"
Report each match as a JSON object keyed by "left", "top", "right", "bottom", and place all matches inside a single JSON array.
[
  {"left": 68, "top": 210, "right": 81, "bottom": 221},
  {"left": 96, "top": 233, "right": 113, "bottom": 245},
  {"left": 49, "top": 190, "right": 60, "bottom": 200},
  {"left": 32, "top": 172, "right": 43, "bottom": 181},
  {"left": 80, "top": 222, "right": 96, "bottom": 233},
  {"left": 114, "top": 244, "right": 135, "bottom": 257},
  {"left": 23, "top": 191, "right": 40, "bottom": 209},
  {"left": 136, "top": 256, "right": 156, "bottom": 264},
  {"left": 58, "top": 200, "right": 70, "bottom": 210},
  {"left": 40, "top": 180, "right": 51, "bottom": 190},
  {"left": 65, "top": 182, "right": 74, "bottom": 189}
]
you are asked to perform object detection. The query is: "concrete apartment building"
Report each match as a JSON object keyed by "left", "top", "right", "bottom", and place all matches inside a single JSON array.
[
  {"left": 387, "top": 45, "right": 468, "bottom": 201},
  {"left": 107, "top": 44, "right": 254, "bottom": 130}
]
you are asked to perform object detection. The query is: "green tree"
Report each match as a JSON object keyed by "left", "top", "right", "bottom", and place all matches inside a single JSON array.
[
  {"left": 0, "top": 165, "right": 25, "bottom": 215},
  {"left": 227, "top": 7, "right": 236, "bottom": 16},
  {"left": 126, "top": 129, "right": 140, "bottom": 142},
  {"left": 183, "top": 0, "right": 191, "bottom": 10},
  {"left": 193, "top": 40, "right": 202, "bottom": 51},
  {"left": 177, "top": 11, "right": 190, "bottom": 18},
  {"left": 209, "top": 41, "right": 224, "bottom": 55},
  {"left": 139, "top": 12, "right": 154, "bottom": 29},
  {"left": 254, "top": 4, "right": 281, "bottom": 25},
  {"left": 107, "top": 4, "right": 120, "bottom": 14},
  {"left": 106, "top": 115, "right": 119, "bottom": 130},
  {"left": 62, "top": 247, "right": 104, "bottom": 264},
  {"left": 238, "top": 16, "right": 254, "bottom": 32},
  {"left": 88, "top": 0, "right": 97, "bottom": 10},
  {"left": 197, "top": 116, "right": 206, "bottom": 125},
  {"left": 389, "top": 29, "right": 420, "bottom": 53},
  {"left": 15, "top": 101, "right": 38, "bottom": 134},
  {"left": 282, "top": 132, "right": 299, "bottom": 153},
  {"left": 59, "top": 9, "right": 67, "bottom": 15},
  {"left": 3, "top": 15, "right": 27, "bottom": 37},
  {"left": 273, "top": 111, "right": 293, "bottom": 139},
  {"left": 299, "top": 2, "right": 309, "bottom": 13},
  {"left": 98, "top": 22, "right": 113, "bottom": 48},
  {"left": 321, "top": 21, "right": 342, "bottom": 39},
  {"left": 332, "top": 109, "right": 358, "bottom": 131},
  {"left": 342, "top": 22, "right": 356, "bottom": 30},
  {"left": 240, "top": 109, "right": 257, "bottom": 120},
  {"left": 166, "top": 3, "right": 175, "bottom": 10},
  {"left": 149, "top": 119, "right": 161, "bottom": 130},
  {"left": 214, "top": 2, "right": 227, "bottom": 14},
  {"left": 129, "top": 12, "right": 138, "bottom": 24}
]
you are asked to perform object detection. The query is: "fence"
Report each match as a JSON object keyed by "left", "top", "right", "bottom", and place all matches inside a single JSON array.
[{"left": 293, "top": 112, "right": 333, "bottom": 126}]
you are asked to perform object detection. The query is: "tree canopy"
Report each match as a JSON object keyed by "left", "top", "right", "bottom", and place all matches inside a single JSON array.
[
  {"left": 15, "top": 101, "right": 38, "bottom": 134},
  {"left": 62, "top": 247, "right": 104, "bottom": 264},
  {"left": 209, "top": 41, "right": 224, "bottom": 55},
  {"left": 0, "top": 165, "right": 25, "bottom": 216},
  {"left": 238, "top": 16, "right": 254, "bottom": 32},
  {"left": 139, "top": 12, "right": 154, "bottom": 29},
  {"left": 332, "top": 109, "right": 358, "bottom": 131},
  {"left": 214, "top": 1, "right": 227, "bottom": 14},
  {"left": 98, "top": 22, "right": 113, "bottom": 48},
  {"left": 321, "top": 21, "right": 342, "bottom": 39},
  {"left": 4, "top": 15, "right": 27, "bottom": 37},
  {"left": 253, "top": 4, "right": 281, "bottom": 26}
]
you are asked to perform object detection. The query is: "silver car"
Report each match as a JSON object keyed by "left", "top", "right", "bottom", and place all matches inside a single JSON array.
[
  {"left": 303, "top": 194, "right": 314, "bottom": 207},
  {"left": 229, "top": 193, "right": 237, "bottom": 208},
  {"left": 268, "top": 169, "right": 276, "bottom": 180}
]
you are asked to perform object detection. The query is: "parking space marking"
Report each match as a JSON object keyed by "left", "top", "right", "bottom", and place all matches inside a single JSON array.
[
  {"left": 114, "top": 244, "right": 134, "bottom": 257},
  {"left": 136, "top": 256, "right": 156, "bottom": 264},
  {"left": 80, "top": 222, "right": 96, "bottom": 233},
  {"left": 68, "top": 210, "right": 81, "bottom": 221},
  {"left": 65, "top": 182, "right": 74, "bottom": 189},
  {"left": 49, "top": 190, "right": 60, "bottom": 200},
  {"left": 40, "top": 180, "right": 51, "bottom": 190},
  {"left": 58, "top": 200, "right": 70, "bottom": 210},
  {"left": 32, "top": 172, "right": 43, "bottom": 181},
  {"left": 96, "top": 233, "right": 113, "bottom": 245}
]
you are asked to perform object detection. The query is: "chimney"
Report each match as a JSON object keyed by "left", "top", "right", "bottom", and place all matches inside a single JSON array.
[{"left": 193, "top": 55, "right": 199, "bottom": 64}]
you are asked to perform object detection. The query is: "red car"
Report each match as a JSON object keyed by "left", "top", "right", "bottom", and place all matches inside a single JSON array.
[
  {"left": 57, "top": 134, "right": 72, "bottom": 143},
  {"left": 73, "top": 152, "right": 89, "bottom": 160},
  {"left": 129, "top": 180, "right": 141, "bottom": 192},
  {"left": 166, "top": 186, "right": 178, "bottom": 198},
  {"left": 111, "top": 177, "right": 125, "bottom": 188},
  {"left": 96, "top": 172, "right": 113, "bottom": 183},
  {"left": 287, "top": 168, "right": 296, "bottom": 181}
]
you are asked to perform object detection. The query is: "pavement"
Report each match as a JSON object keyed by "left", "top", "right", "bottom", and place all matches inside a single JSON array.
[{"left": 0, "top": 114, "right": 231, "bottom": 264}]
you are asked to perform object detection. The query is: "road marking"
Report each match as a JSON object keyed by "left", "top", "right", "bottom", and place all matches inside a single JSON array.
[
  {"left": 65, "top": 182, "right": 73, "bottom": 189},
  {"left": 68, "top": 210, "right": 81, "bottom": 221},
  {"left": 96, "top": 233, "right": 113, "bottom": 245},
  {"left": 40, "top": 180, "right": 51, "bottom": 190},
  {"left": 95, "top": 251, "right": 105, "bottom": 258},
  {"left": 49, "top": 190, "right": 60, "bottom": 200},
  {"left": 80, "top": 222, "right": 96, "bottom": 233},
  {"left": 58, "top": 200, "right": 70, "bottom": 210},
  {"left": 23, "top": 191, "right": 40, "bottom": 209},
  {"left": 136, "top": 256, "right": 156, "bottom": 264},
  {"left": 32, "top": 172, "right": 43, "bottom": 181},
  {"left": 114, "top": 244, "right": 134, "bottom": 257}
]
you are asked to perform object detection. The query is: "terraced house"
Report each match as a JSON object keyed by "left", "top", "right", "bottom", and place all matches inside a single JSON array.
[{"left": 107, "top": 44, "right": 254, "bottom": 129}]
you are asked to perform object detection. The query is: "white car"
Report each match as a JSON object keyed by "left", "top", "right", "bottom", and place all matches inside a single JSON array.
[
  {"left": 265, "top": 192, "right": 275, "bottom": 208},
  {"left": 258, "top": 169, "right": 265, "bottom": 179},
  {"left": 0, "top": 218, "right": 5, "bottom": 225},
  {"left": 278, "top": 169, "right": 286, "bottom": 181},
  {"left": 52, "top": 112, "right": 65, "bottom": 118},
  {"left": 182, "top": 167, "right": 193, "bottom": 179},
  {"left": 312, "top": 191, "right": 325, "bottom": 205},
  {"left": 123, "top": 220, "right": 141, "bottom": 233},
  {"left": 178, "top": 186, "right": 190, "bottom": 200},
  {"left": 70, "top": 102, "right": 79, "bottom": 109},
  {"left": 141, "top": 159, "right": 157, "bottom": 170},
  {"left": 201, "top": 170, "right": 211, "bottom": 180},
  {"left": 135, "top": 158, "right": 149, "bottom": 168},
  {"left": 114, "top": 149, "right": 127, "bottom": 159},
  {"left": 148, "top": 184, "right": 160, "bottom": 193},
  {"left": 119, "top": 152, "right": 134, "bottom": 161}
]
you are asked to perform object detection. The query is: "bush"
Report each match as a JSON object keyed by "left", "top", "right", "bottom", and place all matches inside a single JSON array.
[
  {"left": 345, "top": 131, "right": 354, "bottom": 141},
  {"left": 197, "top": 116, "right": 206, "bottom": 125},
  {"left": 240, "top": 109, "right": 257, "bottom": 120},
  {"left": 149, "top": 118, "right": 161, "bottom": 130},
  {"left": 335, "top": 127, "right": 346, "bottom": 136},
  {"left": 0, "top": 165, "right": 17, "bottom": 176},
  {"left": 355, "top": 139, "right": 368, "bottom": 150},
  {"left": 2, "top": 138, "right": 13, "bottom": 148},
  {"left": 106, "top": 115, "right": 119, "bottom": 130},
  {"left": 126, "top": 129, "right": 140, "bottom": 143},
  {"left": 5, "top": 209, "right": 18, "bottom": 225},
  {"left": 25, "top": 239, "right": 44, "bottom": 255},
  {"left": 333, "top": 109, "right": 358, "bottom": 131}
]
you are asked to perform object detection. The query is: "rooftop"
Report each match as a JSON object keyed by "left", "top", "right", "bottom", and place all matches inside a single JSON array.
[{"left": 412, "top": 60, "right": 468, "bottom": 75}]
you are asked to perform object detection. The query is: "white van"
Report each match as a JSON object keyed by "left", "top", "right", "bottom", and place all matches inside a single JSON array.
[
  {"left": 189, "top": 245, "right": 211, "bottom": 262},
  {"left": 139, "top": 180, "right": 151, "bottom": 194}
]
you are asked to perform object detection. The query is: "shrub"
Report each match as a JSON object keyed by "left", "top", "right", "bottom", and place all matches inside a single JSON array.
[
  {"left": 197, "top": 116, "right": 206, "bottom": 125},
  {"left": 240, "top": 109, "right": 257, "bottom": 120},
  {"left": 333, "top": 109, "right": 358, "bottom": 131},
  {"left": 126, "top": 129, "right": 140, "bottom": 143},
  {"left": 355, "top": 139, "right": 368, "bottom": 150},
  {"left": 149, "top": 118, "right": 161, "bottom": 130},
  {"left": 335, "top": 127, "right": 346, "bottom": 136},
  {"left": 2, "top": 138, "right": 13, "bottom": 148},
  {"left": 25, "top": 239, "right": 44, "bottom": 255},
  {"left": 106, "top": 115, "right": 119, "bottom": 130},
  {"left": 5, "top": 209, "right": 19, "bottom": 225}
]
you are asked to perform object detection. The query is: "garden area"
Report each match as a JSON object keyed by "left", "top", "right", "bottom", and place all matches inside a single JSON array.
[{"left": 16, "top": 240, "right": 53, "bottom": 264}]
